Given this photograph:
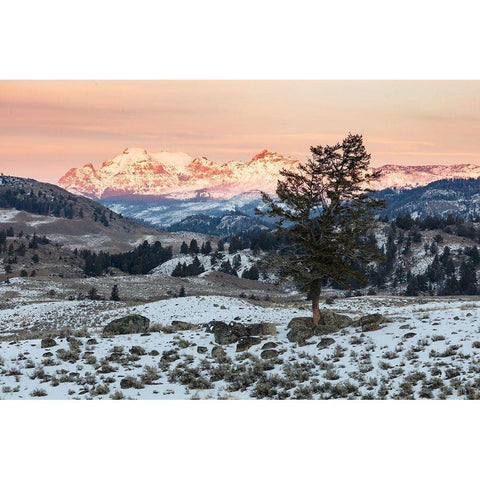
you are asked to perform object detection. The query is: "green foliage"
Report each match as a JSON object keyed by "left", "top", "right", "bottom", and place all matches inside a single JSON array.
[{"left": 257, "top": 134, "right": 385, "bottom": 295}]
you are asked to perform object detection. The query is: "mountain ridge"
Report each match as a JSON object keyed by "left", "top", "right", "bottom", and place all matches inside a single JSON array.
[{"left": 58, "top": 147, "right": 480, "bottom": 200}]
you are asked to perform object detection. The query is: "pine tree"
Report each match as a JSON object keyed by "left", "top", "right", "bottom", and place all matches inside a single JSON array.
[
  {"left": 180, "top": 241, "right": 189, "bottom": 254},
  {"left": 110, "top": 284, "right": 120, "bottom": 301},
  {"left": 179, "top": 286, "right": 186, "bottom": 297},
  {"left": 217, "top": 239, "right": 225, "bottom": 252},
  {"left": 88, "top": 287, "right": 100, "bottom": 300},
  {"left": 257, "top": 134, "right": 385, "bottom": 325},
  {"left": 189, "top": 239, "right": 199, "bottom": 254}
]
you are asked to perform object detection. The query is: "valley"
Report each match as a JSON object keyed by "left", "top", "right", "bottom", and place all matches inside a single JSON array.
[{"left": 2, "top": 170, "right": 480, "bottom": 400}]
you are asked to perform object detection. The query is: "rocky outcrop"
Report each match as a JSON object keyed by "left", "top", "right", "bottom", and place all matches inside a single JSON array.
[
  {"left": 358, "top": 313, "right": 390, "bottom": 332},
  {"left": 287, "top": 311, "right": 354, "bottom": 343},
  {"left": 103, "top": 314, "right": 150, "bottom": 335},
  {"left": 206, "top": 321, "right": 277, "bottom": 345}
]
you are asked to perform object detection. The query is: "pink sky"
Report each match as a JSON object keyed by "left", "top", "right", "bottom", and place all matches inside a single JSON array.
[{"left": 0, "top": 80, "right": 479, "bottom": 183}]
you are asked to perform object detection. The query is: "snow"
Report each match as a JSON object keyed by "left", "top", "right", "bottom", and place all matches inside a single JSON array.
[
  {"left": 2, "top": 294, "right": 480, "bottom": 399},
  {"left": 0, "top": 208, "right": 19, "bottom": 221},
  {"left": 58, "top": 147, "right": 480, "bottom": 202},
  {"left": 151, "top": 250, "right": 259, "bottom": 278}
]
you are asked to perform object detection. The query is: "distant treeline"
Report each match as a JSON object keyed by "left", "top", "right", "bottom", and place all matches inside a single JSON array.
[{"left": 81, "top": 240, "right": 172, "bottom": 276}]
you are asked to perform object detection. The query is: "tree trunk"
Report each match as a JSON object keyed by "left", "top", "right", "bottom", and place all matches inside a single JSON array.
[{"left": 311, "top": 280, "right": 322, "bottom": 326}]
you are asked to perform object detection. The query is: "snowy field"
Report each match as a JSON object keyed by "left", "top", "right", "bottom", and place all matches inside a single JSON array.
[{"left": 1, "top": 294, "right": 480, "bottom": 399}]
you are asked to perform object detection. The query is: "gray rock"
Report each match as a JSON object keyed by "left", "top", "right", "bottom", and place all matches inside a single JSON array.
[
  {"left": 248, "top": 323, "right": 277, "bottom": 337},
  {"left": 261, "top": 349, "right": 279, "bottom": 360},
  {"left": 41, "top": 338, "right": 57, "bottom": 348},
  {"left": 129, "top": 346, "right": 147, "bottom": 356},
  {"left": 211, "top": 346, "right": 226, "bottom": 359},
  {"left": 207, "top": 321, "right": 249, "bottom": 345},
  {"left": 103, "top": 314, "right": 150, "bottom": 335},
  {"left": 261, "top": 341, "right": 278, "bottom": 350},
  {"left": 287, "top": 311, "right": 354, "bottom": 343},
  {"left": 317, "top": 337, "right": 335, "bottom": 349},
  {"left": 197, "top": 346, "right": 208, "bottom": 354},
  {"left": 358, "top": 313, "right": 389, "bottom": 332},
  {"left": 236, "top": 336, "right": 262, "bottom": 352},
  {"left": 120, "top": 377, "right": 135, "bottom": 389}
]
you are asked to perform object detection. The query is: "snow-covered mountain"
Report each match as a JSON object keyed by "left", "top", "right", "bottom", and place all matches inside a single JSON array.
[
  {"left": 58, "top": 148, "right": 299, "bottom": 199},
  {"left": 59, "top": 147, "right": 480, "bottom": 200}
]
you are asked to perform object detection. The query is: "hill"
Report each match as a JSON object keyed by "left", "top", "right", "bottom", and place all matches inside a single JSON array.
[{"left": 0, "top": 175, "right": 164, "bottom": 251}]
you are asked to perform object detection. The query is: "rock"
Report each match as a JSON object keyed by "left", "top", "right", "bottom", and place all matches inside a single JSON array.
[
  {"left": 171, "top": 320, "right": 195, "bottom": 331},
  {"left": 236, "top": 336, "right": 262, "bottom": 352},
  {"left": 197, "top": 346, "right": 208, "bottom": 354},
  {"left": 315, "top": 310, "right": 353, "bottom": 334},
  {"left": 287, "top": 317, "right": 315, "bottom": 343},
  {"left": 248, "top": 323, "right": 277, "bottom": 336},
  {"left": 129, "top": 346, "right": 147, "bottom": 356},
  {"left": 288, "top": 317, "right": 314, "bottom": 330},
  {"left": 42, "top": 352, "right": 53, "bottom": 357},
  {"left": 149, "top": 350, "right": 160, "bottom": 356},
  {"left": 403, "top": 332, "right": 416, "bottom": 339},
  {"left": 317, "top": 337, "right": 335, "bottom": 349},
  {"left": 86, "top": 338, "right": 98, "bottom": 345},
  {"left": 262, "top": 341, "right": 278, "bottom": 350},
  {"left": 120, "top": 377, "right": 135, "bottom": 389},
  {"left": 206, "top": 321, "right": 249, "bottom": 345},
  {"left": 41, "top": 338, "right": 57, "bottom": 348},
  {"left": 287, "top": 311, "right": 353, "bottom": 343},
  {"left": 358, "top": 313, "right": 389, "bottom": 332},
  {"left": 103, "top": 314, "right": 150, "bottom": 335},
  {"left": 261, "top": 349, "right": 279, "bottom": 360},
  {"left": 399, "top": 324, "right": 411, "bottom": 329},
  {"left": 211, "top": 346, "right": 226, "bottom": 359}
]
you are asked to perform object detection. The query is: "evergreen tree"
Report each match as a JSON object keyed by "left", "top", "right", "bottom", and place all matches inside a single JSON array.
[
  {"left": 88, "top": 287, "right": 100, "bottom": 300},
  {"left": 110, "top": 284, "right": 120, "bottom": 301},
  {"left": 171, "top": 262, "right": 183, "bottom": 277},
  {"left": 180, "top": 241, "right": 189, "bottom": 254},
  {"left": 257, "top": 133, "right": 385, "bottom": 325},
  {"left": 242, "top": 265, "right": 260, "bottom": 280},
  {"left": 179, "top": 285, "right": 186, "bottom": 297},
  {"left": 217, "top": 239, "right": 225, "bottom": 252},
  {"left": 189, "top": 239, "right": 199, "bottom": 254}
]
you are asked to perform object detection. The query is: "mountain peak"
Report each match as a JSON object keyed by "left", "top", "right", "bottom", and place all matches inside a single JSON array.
[{"left": 58, "top": 148, "right": 480, "bottom": 200}]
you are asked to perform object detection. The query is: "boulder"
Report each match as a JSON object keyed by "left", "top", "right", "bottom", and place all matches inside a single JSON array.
[
  {"left": 261, "top": 349, "right": 279, "bottom": 360},
  {"left": 120, "top": 377, "right": 135, "bottom": 389},
  {"left": 287, "top": 311, "right": 354, "bottom": 343},
  {"left": 287, "top": 318, "right": 315, "bottom": 343},
  {"left": 129, "top": 346, "right": 147, "bottom": 356},
  {"left": 358, "top": 313, "right": 389, "bottom": 332},
  {"left": 261, "top": 341, "right": 278, "bottom": 350},
  {"left": 236, "top": 336, "right": 262, "bottom": 352},
  {"left": 211, "top": 346, "right": 226, "bottom": 359},
  {"left": 317, "top": 337, "right": 335, "bottom": 349},
  {"left": 206, "top": 321, "right": 249, "bottom": 345},
  {"left": 248, "top": 323, "right": 277, "bottom": 337},
  {"left": 103, "top": 314, "right": 150, "bottom": 335},
  {"left": 315, "top": 310, "right": 353, "bottom": 335},
  {"left": 197, "top": 346, "right": 208, "bottom": 354},
  {"left": 171, "top": 320, "right": 195, "bottom": 331},
  {"left": 41, "top": 338, "right": 57, "bottom": 348}
]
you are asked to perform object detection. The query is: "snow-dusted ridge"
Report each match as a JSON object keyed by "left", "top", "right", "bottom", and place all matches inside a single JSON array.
[{"left": 58, "top": 147, "right": 480, "bottom": 200}]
